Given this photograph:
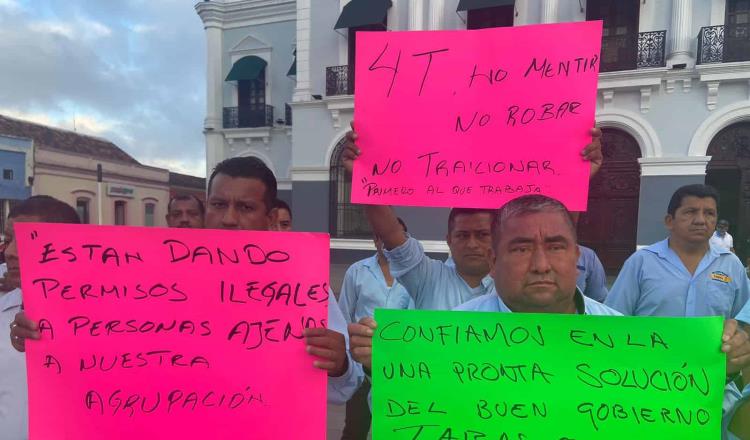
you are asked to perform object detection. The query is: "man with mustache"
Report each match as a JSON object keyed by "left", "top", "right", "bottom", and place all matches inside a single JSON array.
[
  {"left": 606, "top": 184, "right": 749, "bottom": 320},
  {"left": 165, "top": 194, "right": 205, "bottom": 229}
]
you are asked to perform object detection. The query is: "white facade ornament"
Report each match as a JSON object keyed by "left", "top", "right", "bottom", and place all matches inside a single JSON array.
[
  {"left": 706, "top": 81, "right": 720, "bottom": 110},
  {"left": 640, "top": 87, "right": 653, "bottom": 113}
]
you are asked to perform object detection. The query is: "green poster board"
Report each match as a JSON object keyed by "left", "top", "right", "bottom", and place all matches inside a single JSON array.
[{"left": 372, "top": 309, "right": 725, "bottom": 439}]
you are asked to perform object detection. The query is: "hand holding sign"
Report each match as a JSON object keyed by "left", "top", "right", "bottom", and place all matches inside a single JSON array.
[{"left": 352, "top": 21, "right": 603, "bottom": 209}]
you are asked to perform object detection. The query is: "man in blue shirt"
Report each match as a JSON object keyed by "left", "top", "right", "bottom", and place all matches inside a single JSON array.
[
  {"left": 340, "top": 124, "right": 604, "bottom": 311},
  {"left": 337, "top": 218, "right": 412, "bottom": 440},
  {"left": 606, "top": 184, "right": 749, "bottom": 321},
  {"left": 576, "top": 244, "right": 609, "bottom": 302}
]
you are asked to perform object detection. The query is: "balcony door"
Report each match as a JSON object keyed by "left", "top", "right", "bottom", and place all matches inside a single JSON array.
[
  {"left": 726, "top": 0, "right": 750, "bottom": 61},
  {"left": 238, "top": 70, "right": 266, "bottom": 127},
  {"left": 587, "top": 0, "right": 639, "bottom": 71}
]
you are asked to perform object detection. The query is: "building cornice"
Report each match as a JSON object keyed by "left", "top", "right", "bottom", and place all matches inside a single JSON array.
[
  {"left": 598, "top": 68, "right": 668, "bottom": 90},
  {"left": 331, "top": 238, "right": 449, "bottom": 253},
  {"left": 638, "top": 156, "right": 711, "bottom": 176},
  {"left": 696, "top": 61, "right": 750, "bottom": 82},
  {"left": 195, "top": 0, "right": 295, "bottom": 29}
]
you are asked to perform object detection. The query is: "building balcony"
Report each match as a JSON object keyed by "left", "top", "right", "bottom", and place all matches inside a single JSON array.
[
  {"left": 326, "top": 65, "right": 354, "bottom": 96},
  {"left": 599, "top": 30, "right": 667, "bottom": 72},
  {"left": 698, "top": 24, "right": 750, "bottom": 65},
  {"left": 222, "top": 105, "right": 274, "bottom": 129}
]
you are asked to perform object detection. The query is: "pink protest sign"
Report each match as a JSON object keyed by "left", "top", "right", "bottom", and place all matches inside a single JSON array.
[
  {"left": 15, "top": 223, "right": 330, "bottom": 439},
  {"left": 352, "top": 21, "right": 602, "bottom": 210}
]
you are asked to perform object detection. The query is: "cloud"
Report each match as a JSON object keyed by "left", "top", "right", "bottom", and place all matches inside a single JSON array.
[{"left": 0, "top": 0, "right": 206, "bottom": 177}]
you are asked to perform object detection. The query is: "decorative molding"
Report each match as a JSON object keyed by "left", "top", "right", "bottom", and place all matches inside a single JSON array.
[
  {"left": 598, "top": 68, "right": 667, "bottom": 90},
  {"left": 325, "top": 96, "right": 354, "bottom": 129},
  {"left": 665, "top": 79, "right": 675, "bottom": 94},
  {"left": 601, "top": 90, "right": 614, "bottom": 107},
  {"left": 706, "top": 81, "right": 720, "bottom": 111},
  {"left": 638, "top": 157, "right": 711, "bottom": 176},
  {"left": 195, "top": 0, "right": 296, "bottom": 30},
  {"left": 688, "top": 101, "right": 750, "bottom": 156},
  {"left": 277, "top": 180, "right": 292, "bottom": 191},
  {"left": 223, "top": 127, "right": 272, "bottom": 144},
  {"left": 683, "top": 78, "right": 692, "bottom": 93},
  {"left": 595, "top": 108, "right": 662, "bottom": 158},
  {"left": 639, "top": 86, "right": 652, "bottom": 113},
  {"left": 291, "top": 166, "right": 329, "bottom": 181},
  {"left": 331, "top": 238, "right": 450, "bottom": 253},
  {"left": 696, "top": 61, "right": 750, "bottom": 82}
]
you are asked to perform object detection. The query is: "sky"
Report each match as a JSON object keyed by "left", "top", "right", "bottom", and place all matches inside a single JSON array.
[{"left": 0, "top": 0, "right": 207, "bottom": 176}]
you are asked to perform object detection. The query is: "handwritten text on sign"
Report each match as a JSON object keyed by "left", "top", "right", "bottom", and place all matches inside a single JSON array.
[
  {"left": 372, "top": 309, "right": 725, "bottom": 439},
  {"left": 352, "top": 21, "right": 602, "bottom": 210},
  {"left": 16, "top": 223, "right": 330, "bottom": 439}
]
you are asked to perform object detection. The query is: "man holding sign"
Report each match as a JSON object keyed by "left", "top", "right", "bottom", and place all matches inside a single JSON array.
[
  {"left": 10, "top": 157, "right": 362, "bottom": 438},
  {"left": 358, "top": 194, "right": 750, "bottom": 438}
]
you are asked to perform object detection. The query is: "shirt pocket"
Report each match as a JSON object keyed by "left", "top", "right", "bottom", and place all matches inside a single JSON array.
[{"left": 704, "top": 279, "right": 735, "bottom": 317}]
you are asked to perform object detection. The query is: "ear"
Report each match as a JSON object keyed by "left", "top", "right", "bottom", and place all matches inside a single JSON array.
[
  {"left": 664, "top": 214, "right": 673, "bottom": 231},
  {"left": 445, "top": 232, "right": 452, "bottom": 246},
  {"left": 488, "top": 246, "right": 497, "bottom": 278},
  {"left": 267, "top": 207, "right": 279, "bottom": 230}
]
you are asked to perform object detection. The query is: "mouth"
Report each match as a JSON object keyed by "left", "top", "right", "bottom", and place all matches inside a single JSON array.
[{"left": 527, "top": 280, "right": 555, "bottom": 287}]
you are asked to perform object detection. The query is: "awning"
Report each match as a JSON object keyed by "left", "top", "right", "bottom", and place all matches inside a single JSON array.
[
  {"left": 287, "top": 49, "right": 296, "bottom": 77},
  {"left": 457, "top": 0, "right": 514, "bottom": 12},
  {"left": 334, "top": 0, "right": 392, "bottom": 30},
  {"left": 225, "top": 56, "right": 267, "bottom": 82}
]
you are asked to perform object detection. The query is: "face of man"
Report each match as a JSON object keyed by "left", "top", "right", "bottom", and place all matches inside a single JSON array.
[
  {"left": 3, "top": 214, "right": 43, "bottom": 289},
  {"left": 166, "top": 198, "right": 204, "bottom": 229},
  {"left": 205, "top": 174, "right": 277, "bottom": 231},
  {"left": 717, "top": 221, "right": 729, "bottom": 236},
  {"left": 665, "top": 196, "right": 717, "bottom": 245},
  {"left": 275, "top": 208, "right": 292, "bottom": 232},
  {"left": 492, "top": 210, "right": 580, "bottom": 313},
  {"left": 446, "top": 213, "right": 493, "bottom": 278}
]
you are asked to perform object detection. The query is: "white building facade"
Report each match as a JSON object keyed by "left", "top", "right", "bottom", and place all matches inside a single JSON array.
[{"left": 197, "top": 0, "right": 750, "bottom": 269}]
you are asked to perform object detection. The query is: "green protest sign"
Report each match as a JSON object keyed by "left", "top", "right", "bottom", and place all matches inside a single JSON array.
[{"left": 372, "top": 309, "right": 725, "bottom": 439}]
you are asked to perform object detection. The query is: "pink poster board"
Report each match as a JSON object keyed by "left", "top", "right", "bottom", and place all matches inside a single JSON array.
[
  {"left": 15, "top": 223, "right": 330, "bottom": 439},
  {"left": 352, "top": 21, "right": 602, "bottom": 210}
]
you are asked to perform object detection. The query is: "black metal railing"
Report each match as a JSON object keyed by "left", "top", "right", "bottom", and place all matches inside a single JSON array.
[
  {"left": 600, "top": 30, "right": 667, "bottom": 72},
  {"left": 699, "top": 24, "right": 750, "bottom": 64},
  {"left": 285, "top": 103, "right": 292, "bottom": 125},
  {"left": 223, "top": 105, "right": 274, "bottom": 129},
  {"left": 637, "top": 30, "right": 667, "bottom": 68},
  {"left": 326, "top": 65, "right": 354, "bottom": 96}
]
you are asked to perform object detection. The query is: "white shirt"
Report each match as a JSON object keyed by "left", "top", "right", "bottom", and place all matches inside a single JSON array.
[
  {"left": 0, "top": 286, "right": 27, "bottom": 440},
  {"left": 710, "top": 231, "right": 734, "bottom": 252}
]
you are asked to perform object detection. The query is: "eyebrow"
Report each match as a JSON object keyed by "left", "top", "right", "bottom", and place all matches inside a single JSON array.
[{"left": 507, "top": 235, "right": 570, "bottom": 246}]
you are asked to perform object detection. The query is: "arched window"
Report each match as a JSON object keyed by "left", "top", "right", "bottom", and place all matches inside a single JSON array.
[
  {"left": 329, "top": 138, "right": 371, "bottom": 238},
  {"left": 706, "top": 121, "right": 750, "bottom": 259},
  {"left": 76, "top": 198, "right": 90, "bottom": 224},
  {"left": 144, "top": 202, "right": 156, "bottom": 227},
  {"left": 577, "top": 128, "right": 642, "bottom": 271},
  {"left": 114, "top": 200, "right": 127, "bottom": 226}
]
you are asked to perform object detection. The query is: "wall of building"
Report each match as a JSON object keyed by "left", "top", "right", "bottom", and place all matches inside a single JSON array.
[{"left": 33, "top": 149, "right": 170, "bottom": 227}]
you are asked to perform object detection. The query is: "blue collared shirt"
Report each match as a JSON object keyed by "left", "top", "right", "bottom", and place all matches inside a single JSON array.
[
  {"left": 384, "top": 236, "right": 494, "bottom": 310},
  {"left": 0, "top": 286, "right": 26, "bottom": 440},
  {"left": 576, "top": 245, "right": 609, "bottom": 302},
  {"left": 736, "top": 300, "right": 750, "bottom": 325},
  {"left": 337, "top": 254, "right": 413, "bottom": 324},
  {"left": 605, "top": 238, "right": 749, "bottom": 318},
  {"left": 326, "top": 295, "right": 364, "bottom": 404},
  {"left": 454, "top": 288, "right": 621, "bottom": 316}
]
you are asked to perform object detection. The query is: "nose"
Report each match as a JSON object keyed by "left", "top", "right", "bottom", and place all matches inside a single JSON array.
[
  {"left": 530, "top": 246, "right": 551, "bottom": 274},
  {"left": 693, "top": 211, "right": 707, "bottom": 225},
  {"left": 221, "top": 206, "right": 240, "bottom": 228}
]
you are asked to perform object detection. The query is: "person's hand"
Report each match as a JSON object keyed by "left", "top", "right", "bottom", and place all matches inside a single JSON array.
[
  {"left": 723, "top": 319, "right": 750, "bottom": 375},
  {"left": 342, "top": 121, "right": 360, "bottom": 174},
  {"left": 303, "top": 327, "right": 348, "bottom": 377},
  {"left": 10, "top": 311, "right": 39, "bottom": 353},
  {"left": 348, "top": 317, "right": 377, "bottom": 371},
  {"left": 582, "top": 127, "right": 603, "bottom": 177}
]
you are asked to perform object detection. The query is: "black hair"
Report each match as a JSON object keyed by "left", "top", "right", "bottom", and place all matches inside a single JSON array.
[
  {"left": 273, "top": 199, "right": 292, "bottom": 219},
  {"left": 667, "top": 184, "right": 719, "bottom": 217},
  {"left": 491, "top": 195, "right": 575, "bottom": 249},
  {"left": 448, "top": 208, "right": 495, "bottom": 232},
  {"left": 9, "top": 195, "right": 80, "bottom": 224},
  {"left": 396, "top": 217, "right": 408, "bottom": 233},
  {"left": 208, "top": 157, "right": 277, "bottom": 212},
  {"left": 168, "top": 194, "right": 205, "bottom": 216}
]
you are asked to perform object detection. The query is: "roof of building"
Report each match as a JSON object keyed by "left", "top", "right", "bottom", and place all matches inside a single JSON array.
[
  {"left": 0, "top": 114, "right": 140, "bottom": 165},
  {"left": 169, "top": 171, "right": 206, "bottom": 189}
]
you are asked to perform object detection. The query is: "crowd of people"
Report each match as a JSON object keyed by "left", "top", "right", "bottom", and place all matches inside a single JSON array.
[{"left": 0, "top": 125, "right": 749, "bottom": 439}]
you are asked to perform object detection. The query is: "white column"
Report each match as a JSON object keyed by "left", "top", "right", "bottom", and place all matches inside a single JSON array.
[
  {"left": 388, "top": 0, "right": 401, "bottom": 30},
  {"left": 204, "top": 22, "right": 223, "bottom": 131},
  {"left": 293, "top": 0, "right": 312, "bottom": 102},
  {"left": 668, "top": 0, "right": 695, "bottom": 68},
  {"left": 540, "top": 0, "right": 559, "bottom": 23},
  {"left": 409, "top": 0, "right": 425, "bottom": 30},
  {"left": 428, "top": 0, "right": 445, "bottom": 30}
]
